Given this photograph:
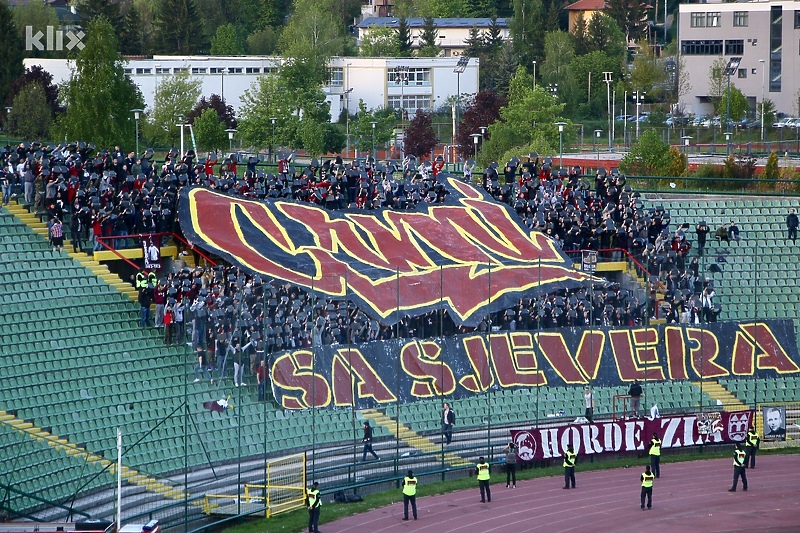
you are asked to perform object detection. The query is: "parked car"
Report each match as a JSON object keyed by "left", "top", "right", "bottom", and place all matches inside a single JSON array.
[
  {"left": 772, "top": 117, "right": 797, "bottom": 128},
  {"left": 691, "top": 115, "right": 707, "bottom": 127},
  {"left": 614, "top": 115, "right": 634, "bottom": 122},
  {"left": 738, "top": 118, "right": 761, "bottom": 129}
]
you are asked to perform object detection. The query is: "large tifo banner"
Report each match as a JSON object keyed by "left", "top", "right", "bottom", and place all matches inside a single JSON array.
[
  {"left": 269, "top": 320, "right": 800, "bottom": 409},
  {"left": 177, "top": 177, "right": 594, "bottom": 327},
  {"left": 510, "top": 411, "right": 755, "bottom": 461}
]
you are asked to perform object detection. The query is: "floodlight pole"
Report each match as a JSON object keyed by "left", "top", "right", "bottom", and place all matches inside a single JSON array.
[
  {"left": 270, "top": 117, "right": 277, "bottom": 163},
  {"left": 556, "top": 122, "right": 567, "bottom": 169},
  {"left": 453, "top": 57, "right": 470, "bottom": 157},
  {"left": 471, "top": 133, "right": 481, "bottom": 158},
  {"left": 759, "top": 59, "right": 766, "bottom": 143},
  {"left": 4, "top": 107, "right": 11, "bottom": 147},
  {"left": 176, "top": 115, "right": 186, "bottom": 159},
  {"left": 635, "top": 91, "right": 645, "bottom": 140},
  {"left": 594, "top": 129, "right": 602, "bottom": 162},
  {"left": 371, "top": 121, "right": 377, "bottom": 157}
]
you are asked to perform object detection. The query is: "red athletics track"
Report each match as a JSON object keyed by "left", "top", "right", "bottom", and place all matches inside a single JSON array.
[{"left": 321, "top": 455, "right": 800, "bottom": 533}]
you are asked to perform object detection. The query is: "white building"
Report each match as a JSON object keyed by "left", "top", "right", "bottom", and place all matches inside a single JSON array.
[
  {"left": 677, "top": 0, "right": 800, "bottom": 117},
  {"left": 25, "top": 55, "right": 479, "bottom": 123}
]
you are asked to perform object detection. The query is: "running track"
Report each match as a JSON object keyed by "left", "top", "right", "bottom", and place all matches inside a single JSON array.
[{"left": 321, "top": 455, "right": 800, "bottom": 532}]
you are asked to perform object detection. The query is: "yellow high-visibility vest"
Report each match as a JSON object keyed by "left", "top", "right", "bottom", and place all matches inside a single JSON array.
[
  {"left": 476, "top": 462, "right": 490, "bottom": 481},
  {"left": 402, "top": 476, "right": 417, "bottom": 496}
]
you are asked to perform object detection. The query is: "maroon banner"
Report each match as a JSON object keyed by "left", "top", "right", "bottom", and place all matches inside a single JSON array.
[{"left": 510, "top": 411, "right": 754, "bottom": 461}]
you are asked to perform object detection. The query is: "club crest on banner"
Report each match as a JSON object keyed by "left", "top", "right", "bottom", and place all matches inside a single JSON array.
[
  {"left": 727, "top": 411, "right": 751, "bottom": 441},
  {"left": 513, "top": 431, "right": 538, "bottom": 461}
]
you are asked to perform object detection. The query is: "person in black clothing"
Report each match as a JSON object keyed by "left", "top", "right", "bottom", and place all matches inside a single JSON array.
[
  {"left": 361, "top": 421, "right": 379, "bottom": 461},
  {"left": 695, "top": 221, "right": 709, "bottom": 256},
  {"left": 628, "top": 379, "right": 643, "bottom": 418},
  {"left": 138, "top": 288, "right": 152, "bottom": 327},
  {"left": 787, "top": 209, "right": 798, "bottom": 243}
]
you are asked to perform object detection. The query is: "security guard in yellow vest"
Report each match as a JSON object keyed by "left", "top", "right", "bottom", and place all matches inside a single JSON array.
[
  {"left": 729, "top": 443, "right": 748, "bottom": 492},
  {"left": 648, "top": 432, "right": 662, "bottom": 478},
  {"left": 401, "top": 469, "right": 418, "bottom": 521},
  {"left": 305, "top": 481, "right": 321, "bottom": 533},
  {"left": 745, "top": 424, "right": 759, "bottom": 468},
  {"left": 640, "top": 465, "right": 654, "bottom": 509},
  {"left": 135, "top": 271, "right": 148, "bottom": 290},
  {"left": 476, "top": 457, "right": 491, "bottom": 503},
  {"left": 563, "top": 444, "right": 577, "bottom": 489}
]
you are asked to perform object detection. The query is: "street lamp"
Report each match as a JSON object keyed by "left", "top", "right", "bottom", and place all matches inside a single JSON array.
[
  {"left": 344, "top": 87, "right": 353, "bottom": 158},
  {"left": 370, "top": 121, "right": 377, "bottom": 157},
  {"left": 723, "top": 57, "right": 742, "bottom": 139},
  {"left": 634, "top": 91, "right": 646, "bottom": 140},
  {"left": 226, "top": 128, "right": 237, "bottom": 153},
  {"left": 555, "top": 122, "right": 567, "bottom": 169},
  {"left": 453, "top": 57, "right": 470, "bottom": 150},
  {"left": 270, "top": 117, "right": 277, "bottom": 162},
  {"left": 471, "top": 133, "right": 481, "bottom": 158},
  {"left": 681, "top": 136, "right": 692, "bottom": 176},
  {"left": 131, "top": 108, "right": 143, "bottom": 156},
  {"left": 548, "top": 83, "right": 558, "bottom": 99},
  {"left": 594, "top": 129, "right": 602, "bottom": 162},
  {"left": 532, "top": 61, "right": 537, "bottom": 88},
  {"left": 724, "top": 131, "right": 733, "bottom": 156},
  {"left": 759, "top": 59, "right": 766, "bottom": 143},
  {"left": 393, "top": 66, "right": 409, "bottom": 158},
  {"left": 176, "top": 115, "right": 187, "bottom": 158},
  {"left": 4, "top": 106, "right": 11, "bottom": 147},
  {"left": 603, "top": 72, "right": 613, "bottom": 150}
]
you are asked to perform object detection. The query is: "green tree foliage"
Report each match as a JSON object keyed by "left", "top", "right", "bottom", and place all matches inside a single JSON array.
[
  {"left": 397, "top": 17, "right": 412, "bottom": 56},
  {"left": 54, "top": 17, "right": 144, "bottom": 148},
  {"left": 542, "top": 31, "right": 574, "bottom": 100},
  {"left": 350, "top": 100, "right": 395, "bottom": 153},
  {"left": 8, "top": 83, "right": 52, "bottom": 139},
  {"left": 586, "top": 14, "right": 626, "bottom": 64},
  {"left": 404, "top": 109, "right": 437, "bottom": 158},
  {"left": 481, "top": 41, "right": 518, "bottom": 96},
  {"left": 360, "top": 26, "right": 400, "bottom": 57},
  {"left": 119, "top": 1, "right": 147, "bottom": 56},
  {"left": 757, "top": 99, "right": 776, "bottom": 127},
  {"left": 416, "top": 0, "right": 467, "bottom": 18},
  {"left": 630, "top": 43, "right": 667, "bottom": 99},
  {"left": 188, "top": 94, "right": 237, "bottom": 129},
  {"left": 568, "top": 51, "right": 619, "bottom": 117},
  {"left": 510, "top": 0, "right": 545, "bottom": 71},
  {"left": 456, "top": 90, "right": 507, "bottom": 159},
  {"left": 480, "top": 65, "right": 568, "bottom": 164},
  {"left": 717, "top": 85, "right": 749, "bottom": 121},
  {"left": 0, "top": 1, "right": 25, "bottom": 106},
  {"left": 76, "top": 0, "right": 124, "bottom": 34},
  {"left": 417, "top": 17, "right": 440, "bottom": 57},
  {"left": 193, "top": 107, "right": 228, "bottom": 151},
  {"left": 211, "top": 23, "right": 246, "bottom": 55},
  {"left": 144, "top": 71, "right": 202, "bottom": 147},
  {"left": 762, "top": 151, "right": 779, "bottom": 180},
  {"left": 4, "top": 66, "right": 62, "bottom": 116},
  {"left": 153, "top": 0, "right": 205, "bottom": 54},
  {"left": 604, "top": 0, "right": 646, "bottom": 42},
  {"left": 619, "top": 129, "right": 675, "bottom": 176},
  {"left": 571, "top": 12, "right": 589, "bottom": 56},
  {"left": 11, "top": 0, "right": 60, "bottom": 59},
  {"left": 707, "top": 57, "right": 727, "bottom": 102},
  {"left": 247, "top": 27, "right": 281, "bottom": 55}
]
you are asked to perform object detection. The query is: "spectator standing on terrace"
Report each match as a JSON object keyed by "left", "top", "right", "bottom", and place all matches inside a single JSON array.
[
  {"left": 361, "top": 421, "right": 379, "bottom": 461},
  {"left": 695, "top": 221, "right": 710, "bottom": 256},
  {"left": 584, "top": 387, "right": 595, "bottom": 423},
  {"left": 163, "top": 304, "right": 174, "bottom": 345},
  {"left": 50, "top": 216, "right": 64, "bottom": 253},
  {"left": 443, "top": 403, "right": 455, "bottom": 444},
  {"left": 648, "top": 432, "right": 662, "bottom": 478},
  {"left": 503, "top": 442, "right": 517, "bottom": 488},
  {"left": 628, "top": 379, "right": 643, "bottom": 418},
  {"left": 138, "top": 287, "right": 152, "bottom": 327},
  {"left": 563, "top": 444, "right": 577, "bottom": 489},
  {"left": 154, "top": 279, "right": 167, "bottom": 328},
  {"left": 476, "top": 457, "right": 491, "bottom": 503},
  {"left": 256, "top": 360, "right": 268, "bottom": 401},
  {"left": 174, "top": 300, "right": 185, "bottom": 345},
  {"left": 728, "top": 221, "right": 742, "bottom": 244},
  {"left": 640, "top": 465, "right": 654, "bottom": 509},
  {"left": 787, "top": 209, "right": 798, "bottom": 243}
]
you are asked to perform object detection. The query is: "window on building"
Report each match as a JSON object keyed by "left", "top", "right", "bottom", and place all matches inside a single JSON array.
[
  {"left": 733, "top": 11, "right": 748, "bottom": 27},
  {"left": 328, "top": 67, "right": 343, "bottom": 87},
  {"left": 227, "top": 67, "right": 242, "bottom": 74},
  {"left": 707, "top": 12, "right": 721, "bottom": 27},
  {"left": 136, "top": 68, "right": 152, "bottom": 75},
  {"left": 795, "top": 10, "right": 800, "bottom": 28},
  {"left": 155, "top": 67, "right": 169, "bottom": 75},
  {"left": 770, "top": 5, "right": 782, "bottom": 92},
  {"left": 680, "top": 40, "right": 723, "bottom": 55},
  {"left": 124, "top": 68, "right": 132, "bottom": 74},
  {"left": 387, "top": 95, "right": 432, "bottom": 115},
  {"left": 690, "top": 13, "right": 706, "bottom": 27},
  {"left": 192, "top": 67, "right": 207, "bottom": 74},
  {"left": 725, "top": 40, "right": 744, "bottom": 55},
  {"left": 737, "top": 68, "right": 747, "bottom": 79},
  {"left": 173, "top": 68, "right": 187, "bottom": 74},
  {"left": 388, "top": 68, "right": 431, "bottom": 86},
  {"left": 210, "top": 67, "right": 223, "bottom": 74},
  {"left": 245, "top": 67, "right": 261, "bottom": 74}
]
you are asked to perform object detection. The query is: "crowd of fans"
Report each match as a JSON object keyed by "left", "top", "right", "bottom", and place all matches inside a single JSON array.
[{"left": 1, "top": 141, "right": 723, "bottom": 388}]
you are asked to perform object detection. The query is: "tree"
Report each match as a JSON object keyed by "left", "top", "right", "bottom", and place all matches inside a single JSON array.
[
  {"left": 718, "top": 85, "right": 749, "bottom": 122},
  {"left": 510, "top": 0, "right": 545, "bottom": 71},
  {"left": 480, "top": 41, "right": 518, "bottom": 96},
  {"left": 417, "top": 17, "right": 440, "bottom": 57},
  {"left": 4, "top": 66, "right": 62, "bottom": 116},
  {"left": 586, "top": 14, "right": 627, "bottom": 64},
  {"left": 763, "top": 151, "right": 780, "bottom": 180},
  {"left": 54, "top": 17, "right": 144, "bottom": 148},
  {"left": 247, "top": 27, "right": 281, "bottom": 55},
  {"left": 571, "top": 12, "right": 589, "bottom": 56},
  {"left": 193, "top": 107, "right": 228, "bottom": 151},
  {"left": 757, "top": 99, "right": 777, "bottom": 128},
  {"left": 605, "top": 0, "right": 647, "bottom": 43},
  {"left": 542, "top": 31, "right": 575, "bottom": 97},
  {"left": 456, "top": 90, "right": 507, "bottom": 159},
  {"left": 144, "top": 71, "right": 202, "bottom": 147},
  {"left": 397, "top": 17, "right": 412, "bottom": 56},
  {"left": 76, "top": 0, "right": 124, "bottom": 34},
  {"left": 707, "top": 57, "right": 727, "bottom": 103},
  {"left": 464, "top": 26, "right": 487, "bottom": 58},
  {"left": 404, "top": 109, "right": 437, "bottom": 158},
  {"left": 119, "top": 1, "right": 147, "bottom": 56},
  {"left": 11, "top": 0, "right": 60, "bottom": 59},
  {"left": 349, "top": 100, "right": 395, "bottom": 153},
  {"left": 630, "top": 43, "right": 667, "bottom": 99},
  {"left": 211, "top": 23, "right": 246, "bottom": 55},
  {"left": 619, "top": 129, "right": 673, "bottom": 175},
  {"left": 0, "top": 1, "right": 25, "bottom": 107},
  {"left": 416, "top": 0, "right": 468, "bottom": 17},
  {"left": 188, "top": 94, "right": 237, "bottom": 129},
  {"left": 154, "top": 0, "right": 206, "bottom": 54},
  {"left": 8, "top": 84, "right": 52, "bottom": 139},
  {"left": 568, "top": 51, "right": 620, "bottom": 117},
  {"left": 360, "top": 26, "right": 400, "bottom": 57}
]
